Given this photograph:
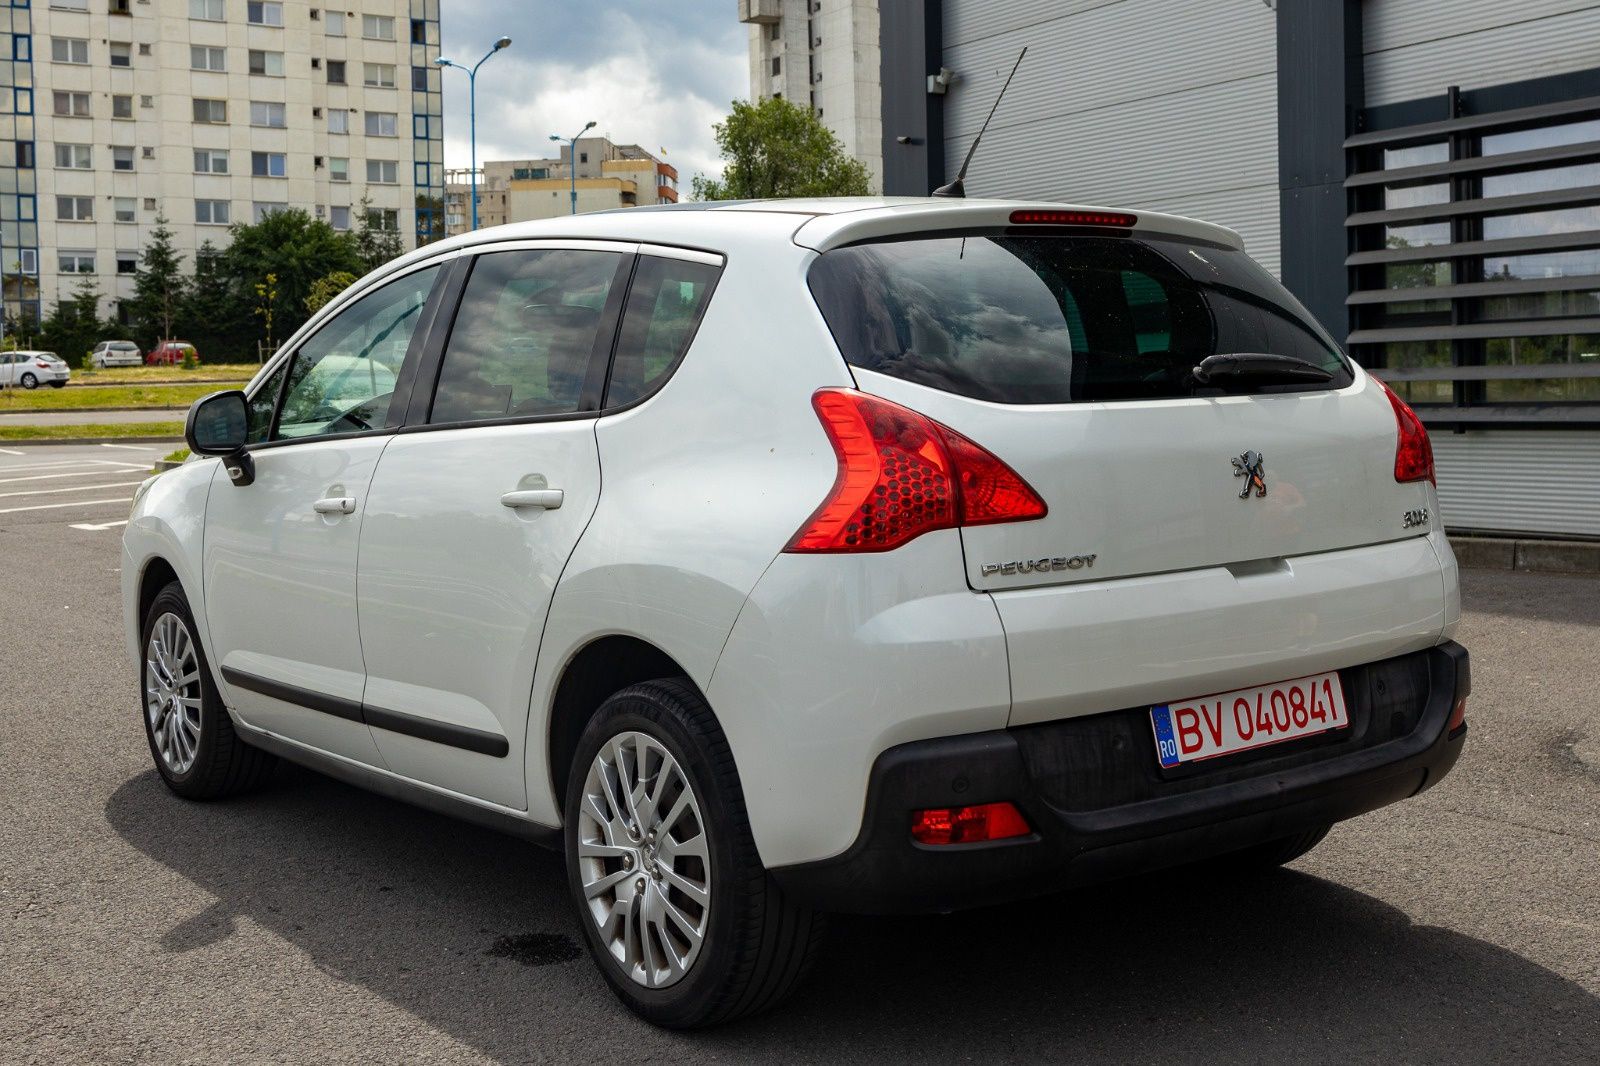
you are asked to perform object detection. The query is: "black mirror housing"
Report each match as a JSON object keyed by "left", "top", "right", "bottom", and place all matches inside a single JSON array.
[{"left": 185, "top": 390, "right": 249, "bottom": 456}]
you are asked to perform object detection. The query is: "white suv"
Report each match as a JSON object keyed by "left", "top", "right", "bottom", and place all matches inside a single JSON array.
[{"left": 123, "top": 199, "right": 1469, "bottom": 1027}]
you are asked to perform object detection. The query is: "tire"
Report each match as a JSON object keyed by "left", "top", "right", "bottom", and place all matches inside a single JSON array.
[
  {"left": 1221, "top": 824, "right": 1332, "bottom": 869},
  {"left": 48, "top": 380, "right": 66, "bottom": 388},
  {"left": 564, "top": 678, "right": 824, "bottom": 1028},
  {"left": 140, "top": 580, "right": 276, "bottom": 799},
  {"left": 19, "top": 372, "right": 36, "bottom": 389}
]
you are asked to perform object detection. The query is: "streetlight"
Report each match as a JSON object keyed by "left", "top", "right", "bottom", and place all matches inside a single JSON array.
[
  {"left": 436, "top": 34, "right": 512, "bottom": 230},
  {"left": 550, "top": 121, "right": 597, "bottom": 215}
]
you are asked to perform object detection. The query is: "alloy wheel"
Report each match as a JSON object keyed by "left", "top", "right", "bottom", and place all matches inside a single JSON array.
[
  {"left": 145, "top": 611, "right": 202, "bottom": 775},
  {"left": 576, "top": 731, "right": 712, "bottom": 989}
]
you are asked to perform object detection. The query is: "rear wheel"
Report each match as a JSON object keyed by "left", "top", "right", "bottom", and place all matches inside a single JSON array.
[
  {"left": 564, "top": 679, "right": 823, "bottom": 1028},
  {"left": 141, "top": 581, "right": 276, "bottom": 799}
]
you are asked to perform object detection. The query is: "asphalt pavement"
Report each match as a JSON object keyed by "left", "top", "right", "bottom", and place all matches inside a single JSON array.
[
  {"left": 1, "top": 444, "right": 1596, "bottom": 1063},
  {"left": 0, "top": 408, "right": 185, "bottom": 426}
]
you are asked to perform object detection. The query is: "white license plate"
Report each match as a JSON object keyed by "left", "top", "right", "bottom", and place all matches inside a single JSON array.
[{"left": 1150, "top": 671, "right": 1348, "bottom": 768}]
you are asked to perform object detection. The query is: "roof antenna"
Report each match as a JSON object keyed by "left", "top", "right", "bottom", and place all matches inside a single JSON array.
[{"left": 932, "top": 47, "right": 1027, "bottom": 199}]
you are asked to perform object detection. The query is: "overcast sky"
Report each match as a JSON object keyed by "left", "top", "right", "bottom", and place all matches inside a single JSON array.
[{"left": 438, "top": 1, "right": 747, "bottom": 189}]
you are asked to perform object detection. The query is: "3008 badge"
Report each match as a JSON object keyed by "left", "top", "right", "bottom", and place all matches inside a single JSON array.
[{"left": 1150, "top": 671, "right": 1349, "bottom": 768}]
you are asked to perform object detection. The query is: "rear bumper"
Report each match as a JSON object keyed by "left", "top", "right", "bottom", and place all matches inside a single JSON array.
[{"left": 771, "top": 641, "right": 1468, "bottom": 914}]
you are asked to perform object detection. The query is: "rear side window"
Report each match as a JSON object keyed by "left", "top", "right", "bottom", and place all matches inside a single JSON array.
[
  {"left": 808, "top": 233, "right": 1349, "bottom": 404},
  {"left": 429, "top": 248, "right": 624, "bottom": 425},
  {"left": 603, "top": 256, "right": 721, "bottom": 408}
]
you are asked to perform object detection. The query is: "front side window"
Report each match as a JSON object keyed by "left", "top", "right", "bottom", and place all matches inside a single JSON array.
[
  {"left": 276, "top": 265, "right": 441, "bottom": 439},
  {"left": 429, "top": 250, "right": 623, "bottom": 424},
  {"left": 245, "top": 360, "right": 287, "bottom": 444},
  {"left": 809, "top": 233, "right": 1347, "bottom": 405},
  {"left": 604, "top": 256, "right": 722, "bottom": 408}
]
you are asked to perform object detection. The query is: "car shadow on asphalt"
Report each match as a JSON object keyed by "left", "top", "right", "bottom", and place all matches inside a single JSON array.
[{"left": 106, "top": 765, "right": 1599, "bottom": 1063}]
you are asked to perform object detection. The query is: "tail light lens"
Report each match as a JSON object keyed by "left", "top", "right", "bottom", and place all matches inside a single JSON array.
[
  {"left": 35, "top": 361, "right": 49, "bottom": 368},
  {"left": 1448, "top": 697, "right": 1467, "bottom": 732},
  {"left": 1374, "top": 377, "right": 1435, "bottom": 485},
  {"left": 786, "top": 388, "right": 1046, "bottom": 553},
  {"left": 912, "top": 802, "right": 1032, "bottom": 846}
]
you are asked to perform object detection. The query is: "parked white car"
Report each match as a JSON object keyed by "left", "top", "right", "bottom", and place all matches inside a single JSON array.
[
  {"left": 0, "top": 350, "right": 70, "bottom": 388},
  {"left": 122, "top": 198, "right": 1469, "bottom": 1027},
  {"left": 91, "top": 340, "right": 143, "bottom": 368}
]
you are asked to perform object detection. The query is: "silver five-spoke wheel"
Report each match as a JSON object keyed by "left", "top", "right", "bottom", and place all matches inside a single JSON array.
[
  {"left": 145, "top": 611, "right": 202, "bottom": 775},
  {"left": 577, "top": 731, "right": 711, "bottom": 989}
]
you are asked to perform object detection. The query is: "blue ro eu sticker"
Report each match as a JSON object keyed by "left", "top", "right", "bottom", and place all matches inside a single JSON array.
[{"left": 1150, "top": 704, "right": 1181, "bottom": 768}]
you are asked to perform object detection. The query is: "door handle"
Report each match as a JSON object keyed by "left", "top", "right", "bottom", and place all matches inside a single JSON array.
[
  {"left": 312, "top": 496, "right": 357, "bottom": 515},
  {"left": 500, "top": 488, "right": 564, "bottom": 511}
]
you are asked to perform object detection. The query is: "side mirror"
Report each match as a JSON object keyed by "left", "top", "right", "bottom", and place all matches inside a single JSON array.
[{"left": 185, "top": 390, "right": 255, "bottom": 486}]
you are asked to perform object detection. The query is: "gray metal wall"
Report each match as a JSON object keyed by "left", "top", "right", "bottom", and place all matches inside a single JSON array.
[
  {"left": 1434, "top": 431, "right": 1600, "bottom": 538},
  {"left": 940, "top": 0, "right": 1283, "bottom": 274}
]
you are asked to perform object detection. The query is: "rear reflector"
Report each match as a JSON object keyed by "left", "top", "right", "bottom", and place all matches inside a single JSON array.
[
  {"left": 1010, "top": 209, "right": 1137, "bottom": 227},
  {"left": 1448, "top": 697, "right": 1467, "bottom": 732},
  {"left": 1373, "top": 376, "right": 1436, "bottom": 485},
  {"left": 786, "top": 389, "right": 1046, "bottom": 553},
  {"left": 911, "top": 802, "right": 1032, "bottom": 846}
]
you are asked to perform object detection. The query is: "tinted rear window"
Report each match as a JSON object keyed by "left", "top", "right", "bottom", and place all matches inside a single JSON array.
[{"left": 808, "top": 233, "right": 1349, "bottom": 404}]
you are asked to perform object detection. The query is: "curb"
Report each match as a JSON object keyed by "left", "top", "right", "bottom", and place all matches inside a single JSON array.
[
  {"left": 0, "top": 436, "right": 182, "bottom": 447},
  {"left": 151, "top": 460, "right": 184, "bottom": 472},
  {"left": 1451, "top": 535, "right": 1600, "bottom": 575}
]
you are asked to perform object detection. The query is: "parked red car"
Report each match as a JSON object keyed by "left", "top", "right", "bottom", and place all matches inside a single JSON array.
[{"left": 147, "top": 341, "right": 199, "bottom": 366}]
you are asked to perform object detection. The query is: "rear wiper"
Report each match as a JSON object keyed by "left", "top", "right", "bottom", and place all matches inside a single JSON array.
[{"left": 1190, "top": 353, "right": 1334, "bottom": 389}]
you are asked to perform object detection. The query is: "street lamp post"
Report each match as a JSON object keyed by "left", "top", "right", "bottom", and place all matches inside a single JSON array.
[
  {"left": 436, "top": 35, "right": 512, "bottom": 231},
  {"left": 550, "top": 121, "right": 597, "bottom": 215}
]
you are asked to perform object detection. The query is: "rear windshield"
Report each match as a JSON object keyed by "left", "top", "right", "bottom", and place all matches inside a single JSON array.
[{"left": 808, "top": 232, "right": 1349, "bottom": 404}]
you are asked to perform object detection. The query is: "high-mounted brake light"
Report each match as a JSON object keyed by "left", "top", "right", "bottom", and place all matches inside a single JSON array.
[
  {"left": 1373, "top": 377, "right": 1435, "bottom": 485},
  {"left": 912, "top": 802, "right": 1032, "bottom": 846},
  {"left": 786, "top": 389, "right": 1046, "bottom": 553},
  {"left": 1009, "top": 209, "right": 1137, "bottom": 227}
]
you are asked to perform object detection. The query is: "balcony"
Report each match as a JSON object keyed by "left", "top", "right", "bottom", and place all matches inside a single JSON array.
[{"left": 738, "top": 0, "right": 781, "bottom": 26}]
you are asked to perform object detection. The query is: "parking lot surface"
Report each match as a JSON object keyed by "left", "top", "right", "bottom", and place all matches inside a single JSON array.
[{"left": 1, "top": 444, "right": 1596, "bottom": 1063}]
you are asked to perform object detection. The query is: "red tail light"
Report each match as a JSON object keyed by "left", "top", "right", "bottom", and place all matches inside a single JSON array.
[
  {"left": 786, "top": 389, "right": 1046, "bottom": 553},
  {"left": 1373, "top": 377, "right": 1435, "bottom": 485},
  {"left": 1447, "top": 697, "right": 1467, "bottom": 732},
  {"left": 35, "top": 361, "right": 49, "bottom": 368},
  {"left": 912, "top": 802, "right": 1032, "bottom": 846},
  {"left": 1010, "top": 209, "right": 1137, "bottom": 227}
]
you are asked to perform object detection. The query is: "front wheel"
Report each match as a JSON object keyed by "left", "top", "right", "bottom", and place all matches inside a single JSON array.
[
  {"left": 564, "top": 679, "right": 823, "bottom": 1028},
  {"left": 19, "top": 372, "right": 36, "bottom": 389}
]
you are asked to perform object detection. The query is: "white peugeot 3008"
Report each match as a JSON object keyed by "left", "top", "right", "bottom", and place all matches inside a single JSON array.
[{"left": 123, "top": 198, "right": 1469, "bottom": 1027}]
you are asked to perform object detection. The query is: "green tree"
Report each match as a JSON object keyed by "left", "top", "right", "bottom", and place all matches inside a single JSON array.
[
  {"left": 128, "top": 212, "right": 187, "bottom": 348},
  {"left": 691, "top": 97, "right": 872, "bottom": 200},
  {"left": 179, "top": 241, "right": 254, "bottom": 361},
  {"left": 354, "top": 195, "right": 406, "bottom": 272},
  {"left": 305, "top": 270, "right": 359, "bottom": 315},
  {"left": 222, "top": 209, "right": 364, "bottom": 342},
  {"left": 37, "top": 274, "right": 112, "bottom": 368}
]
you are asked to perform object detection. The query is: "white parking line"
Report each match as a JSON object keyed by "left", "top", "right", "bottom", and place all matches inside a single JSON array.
[
  {"left": 0, "top": 496, "right": 132, "bottom": 515},
  {"left": 0, "top": 468, "right": 142, "bottom": 486},
  {"left": 0, "top": 447, "right": 23, "bottom": 456},
  {"left": 99, "top": 443, "right": 159, "bottom": 451},
  {"left": 0, "top": 459, "right": 148, "bottom": 478},
  {"left": 0, "top": 480, "right": 144, "bottom": 500},
  {"left": 70, "top": 519, "right": 129, "bottom": 532}
]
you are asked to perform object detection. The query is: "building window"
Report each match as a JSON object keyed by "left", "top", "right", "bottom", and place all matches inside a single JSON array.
[
  {"left": 15, "top": 141, "right": 33, "bottom": 169},
  {"left": 328, "top": 110, "right": 349, "bottom": 134},
  {"left": 771, "top": 56, "right": 780, "bottom": 76},
  {"left": 190, "top": 45, "right": 225, "bottom": 72},
  {"left": 192, "top": 98, "right": 227, "bottom": 124},
  {"left": 327, "top": 59, "right": 345, "bottom": 84},
  {"left": 188, "top": 0, "right": 224, "bottom": 20},
  {"left": 579, "top": 152, "right": 588, "bottom": 164},
  {"left": 329, "top": 204, "right": 350, "bottom": 230},
  {"left": 60, "top": 253, "right": 96, "bottom": 274},
  {"left": 412, "top": 66, "right": 429, "bottom": 92},
  {"left": 249, "top": 50, "right": 284, "bottom": 77},
  {"left": 195, "top": 199, "right": 230, "bottom": 225},
  {"left": 364, "top": 111, "right": 397, "bottom": 137},
  {"left": 13, "top": 34, "right": 29, "bottom": 62},
  {"left": 413, "top": 114, "right": 430, "bottom": 139},
  {"left": 54, "top": 143, "right": 91, "bottom": 170},
  {"left": 325, "top": 10, "right": 345, "bottom": 35},
  {"left": 363, "top": 14, "right": 395, "bottom": 40},
  {"left": 362, "top": 62, "right": 395, "bottom": 88},
  {"left": 769, "top": 21, "right": 780, "bottom": 40},
  {"left": 114, "top": 197, "right": 136, "bottom": 223},
  {"left": 410, "top": 18, "right": 425, "bottom": 44},
  {"left": 57, "top": 196, "right": 94, "bottom": 222},
  {"left": 111, "top": 146, "right": 134, "bottom": 171},
  {"left": 253, "top": 202, "right": 287, "bottom": 223},
  {"left": 247, "top": 1, "right": 283, "bottom": 27},
  {"left": 109, "top": 42, "right": 132, "bottom": 67},
  {"left": 51, "top": 38, "right": 90, "bottom": 65},
  {"left": 112, "top": 94, "right": 133, "bottom": 119},
  {"left": 366, "top": 207, "right": 398, "bottom": 232},
  {"left": 12, "top": 89, "right": 30, "bottom": 115},
  {"left": 116, "top": 253, "right": 137, "bottom": 275},
  {"left": 366, "top": 159, "right": 397, "bottom": 184},
  {"left": 56, "top": 0, "right": 90, "bottom": 9},
  {"left": 142, "top": 146, "right": 156, "bottom": 160},
  {"left": 250, "top": 101, "right": 286, "bottom": 128},
  {"left": 52, "top": 91, "right": 90, "bottom": 117},
  {"left": 328, "top": 156, "right": 348, "bottom": 182},
  {"left": 251, "top": 151, "right": 287, "bottom": 177}
]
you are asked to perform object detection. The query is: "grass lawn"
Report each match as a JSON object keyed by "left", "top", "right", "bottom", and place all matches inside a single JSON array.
[
  {"left": 69, "top": 363, "right": 260, "bottom": 386},
  {"left": 0, "top": 421, "right": 184, "bottom": 441},
  {"left": 0, "top": 383, "right": 216, "bottom": 412}
]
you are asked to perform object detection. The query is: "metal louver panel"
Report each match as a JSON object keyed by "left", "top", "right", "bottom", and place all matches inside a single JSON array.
[{"left": 1434, "top": 430, "right": 1600, "bottom": 537}]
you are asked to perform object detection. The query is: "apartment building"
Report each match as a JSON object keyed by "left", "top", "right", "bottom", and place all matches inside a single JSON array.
[
  {"left": 443, "top": 138, "right": 678, "bottom": 235},
  {"left": 0, "top": 0, "right": 443, "bottom": 327},
  {"left": 739, "top": 0, "right": 881, "bottom": 191}
]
